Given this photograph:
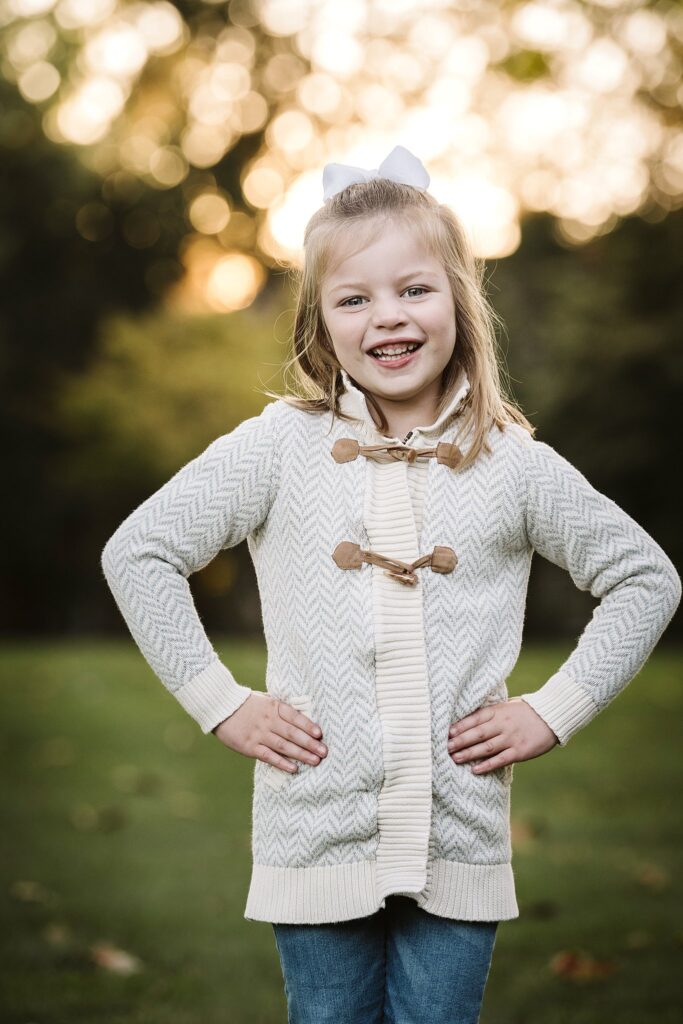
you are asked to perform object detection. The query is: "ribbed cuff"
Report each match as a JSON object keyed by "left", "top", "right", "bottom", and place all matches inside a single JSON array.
[
  {"left": 518, "top": 669, "right": 599, "bottom": 747},
  {"left": 173, "top": 658, "right": 254, "bottom": 734}
]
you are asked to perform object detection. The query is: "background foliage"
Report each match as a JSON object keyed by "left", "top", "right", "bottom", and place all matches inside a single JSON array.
[{"left": 1, "top": 0, "right": 680, "bottom": 639}]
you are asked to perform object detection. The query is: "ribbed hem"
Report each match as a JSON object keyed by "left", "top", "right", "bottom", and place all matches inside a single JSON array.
[
  {"left": 416, "top": 858, "right": 518, "bottom": 922},
  {"left": 174, "top": 657, "right": 254, "bottom": 734},
  {"left": 244, "top": 857, "right": 518, "bottom": 924},
  {"left": 519, "top": 669, "right": 599, "bottom": 747}
]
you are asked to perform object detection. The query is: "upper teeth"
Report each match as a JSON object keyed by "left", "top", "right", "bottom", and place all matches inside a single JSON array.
[{"left": 372, "top": 342, "right": 420, "bottom": 358}]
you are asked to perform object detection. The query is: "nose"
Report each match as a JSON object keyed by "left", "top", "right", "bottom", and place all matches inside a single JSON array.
[{"left": 371, "top": 295, "right": 409, "bottom": 329}]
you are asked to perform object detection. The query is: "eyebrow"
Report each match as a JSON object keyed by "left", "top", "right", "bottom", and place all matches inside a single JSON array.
[{"left": 327, "top": 269, "right": 439, "bottom": 295}]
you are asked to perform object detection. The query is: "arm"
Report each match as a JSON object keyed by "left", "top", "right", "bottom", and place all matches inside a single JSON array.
[
  {"left": 517, "top": 436, "right": 681, "bottom": 747},
  {"left": 100, "top": 401, "right": 280, "bottom": 735}
]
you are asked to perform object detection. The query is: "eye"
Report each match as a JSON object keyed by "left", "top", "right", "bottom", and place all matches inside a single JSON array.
[{"left": 339, "top": 286, "right": 428, "bottom": 307}]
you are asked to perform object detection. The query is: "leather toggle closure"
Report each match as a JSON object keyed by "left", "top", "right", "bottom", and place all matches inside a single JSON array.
[
  {"left": 331, "top": 438, "right": 463, "bottom": 469},
  {"left": 332, "top": 540, "right": 457, "bottom": 586}
]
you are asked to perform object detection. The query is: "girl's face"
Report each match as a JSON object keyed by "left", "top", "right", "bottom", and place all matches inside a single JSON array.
[{"left": 320, "top": 217, "right": 456, "bottom": 432}]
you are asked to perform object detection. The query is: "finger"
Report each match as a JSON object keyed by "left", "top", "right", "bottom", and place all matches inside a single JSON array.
[
  {"left": 469, "top": 750, "right": 515, "bottom": 775},
  {"left": 449, "top": 707, "right": 496, "bottom": 740},
  {"left": 448, "top": 718, "right": 502, "bottom": 753},
  {"left": 449, "top": 735, "right": 502, "bottom": 763},
  {"left": 254, "top": 742, "right": 300, "bottom": 773},
  {"left": 276, "top": 704, "right": 327, "bottom": 756},
  {"left": 277, "top": 701, "right": 325, "bottom": 741},
  {"left": 265, "top": 730, "right": 324, "bottom": 766}
]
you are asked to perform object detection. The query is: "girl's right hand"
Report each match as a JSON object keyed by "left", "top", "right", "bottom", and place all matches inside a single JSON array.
[{"left": 211, "top": 692, "right": 327, "bottom": 775}]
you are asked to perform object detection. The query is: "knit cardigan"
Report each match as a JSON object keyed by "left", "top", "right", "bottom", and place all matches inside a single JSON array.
[{"left": 100, "top": 370, "right": 681, "bottom": 925}]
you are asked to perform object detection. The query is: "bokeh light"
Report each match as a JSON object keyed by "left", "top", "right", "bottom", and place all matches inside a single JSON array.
[
  {"left": 53, "top": 77, "right": 127, "bottom": 145},
  {"left": 189, "top": 192, "right": 231, "bottom": 234},
  {"left": 17, "top": 60, "right": 60, "bottom": 102},
  {"left": 148, "top": 146, "right": 188, "bottom": 188},
  {"left": 166, "top": 235, "right": 265, "bottom": 313},
  {"left": 2, "top": 0, "right": 681, "bottom": 296}
]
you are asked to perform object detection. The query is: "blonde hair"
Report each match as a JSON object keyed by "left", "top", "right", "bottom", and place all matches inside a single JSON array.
[{"left": 263, "top": 178, "right": 535, "bottom": 469}]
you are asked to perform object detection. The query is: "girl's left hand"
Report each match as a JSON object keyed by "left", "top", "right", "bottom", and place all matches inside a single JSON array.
[{"left": 447, "top": 698, "right": 559, "bottom": 774}]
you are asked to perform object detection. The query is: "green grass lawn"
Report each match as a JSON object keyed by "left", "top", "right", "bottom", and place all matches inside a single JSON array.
[{"left": 1, "top": 639, "right": 682, "bottom": 1023}]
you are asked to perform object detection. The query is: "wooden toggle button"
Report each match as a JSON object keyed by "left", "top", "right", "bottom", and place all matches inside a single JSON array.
[
  {"left": 331, "top": 437, "right": 464, "bottom": 468},
  {"left": 430, "top": 546, "right": 458, "bottom": 573},
  {"left": 435, "top": 442, "right": 464, "bottom": 469},
  {"left": 331, "top": 438, "right": 360, "bottom": 463},
  {"left": 332, "top": 541, "right": 458, "bottom": 580},
  {"left": 332, "top": 540, "right": 363, "bottom": 569}
]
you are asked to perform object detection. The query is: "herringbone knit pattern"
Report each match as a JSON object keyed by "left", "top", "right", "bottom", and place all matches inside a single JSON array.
[{"left": 101, "top": 381, "right": 681, "bottom": 925}]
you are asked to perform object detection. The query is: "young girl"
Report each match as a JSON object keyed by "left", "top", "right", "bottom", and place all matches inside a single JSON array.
[{"left": 101, "top": 145, "right": 681, "bottom": 1024}]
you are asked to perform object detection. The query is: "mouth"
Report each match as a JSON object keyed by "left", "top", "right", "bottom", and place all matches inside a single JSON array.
[{"left": 367, "top": 340, "right": 424, "bottom": 365}]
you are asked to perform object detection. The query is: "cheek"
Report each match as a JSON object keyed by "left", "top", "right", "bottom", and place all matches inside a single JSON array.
[
  {"left": 325, "top": 325, "right": 362, "bottom": 364},
  {"left": 330, "top": 315, "right": 363, "bottom": 347},
  {"left": 427, "top": 305, "right": 456, "bottom": 342}
]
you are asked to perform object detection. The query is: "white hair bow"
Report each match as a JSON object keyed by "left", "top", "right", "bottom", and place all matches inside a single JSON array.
[{"left": 322, "top": 145, "right": 430, "bottom": 202}]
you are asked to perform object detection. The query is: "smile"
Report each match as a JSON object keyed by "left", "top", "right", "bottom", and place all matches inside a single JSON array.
[{"left": 369, "top": 341, "right": 423, "bottom": 363}]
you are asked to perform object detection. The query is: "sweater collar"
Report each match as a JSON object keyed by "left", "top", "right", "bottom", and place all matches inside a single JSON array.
[{"left": 337, "top": 366, "right": 471, "bottom": 442}]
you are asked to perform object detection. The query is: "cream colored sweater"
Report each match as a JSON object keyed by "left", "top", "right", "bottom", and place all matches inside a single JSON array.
[{"left": 101, "top": 369, "right": 681, "bottom": 924}]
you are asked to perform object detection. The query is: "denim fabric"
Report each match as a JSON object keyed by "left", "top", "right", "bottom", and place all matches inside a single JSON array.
[{"left": 272, "top": 895, "right": 498, "bottom": 1024}]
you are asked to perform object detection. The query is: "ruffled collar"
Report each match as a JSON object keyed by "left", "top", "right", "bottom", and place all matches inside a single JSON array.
[{"left": 337, "top": 366, "right": 471, "bottom": 442}]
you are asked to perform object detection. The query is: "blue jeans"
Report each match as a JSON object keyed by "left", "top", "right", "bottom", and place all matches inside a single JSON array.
[{"left": 272, "top": 895, "right": 498, "bottom": 1024}]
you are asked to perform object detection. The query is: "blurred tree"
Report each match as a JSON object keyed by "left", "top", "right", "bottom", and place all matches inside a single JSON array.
[
  {"left": 0, "top": 79, "right": 183, "bottom": 633},
  {"left": 51, "top": 302, "right": 289, "bottom": 634},
  {"left": 491, "top": 208, "right": 683, "bottom": 638},
  {"left": 1, "top": 0, "right": 681, "bottom": 637},
  {"left": 34, "top": 207, "right": 681, "bottom": 640},
  {"left": 0, "top": 0, "right": 304, "bottom": 633}
]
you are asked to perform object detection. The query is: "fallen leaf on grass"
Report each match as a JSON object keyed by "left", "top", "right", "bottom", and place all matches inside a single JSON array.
[
  {"left": 90, "top": 941, "right": 143, "bottom": 975},
  {"left": 137, "top": 770, "right": 165, "bottom": 797},
  {"left": 9, "top": 880, "right": 58, "bottom": 906},
  {"left": 111, "top": 765, "right": 165, "bottom": 796},
  {"left": 42, "top": 922, "right": 73, "bottom": 947},
  {"left": 69, "top": 803, "right": 98, "bottom": 831},
  {"left": 69, "top": 803, "right": 128, "bottom": 832},
  {"left": 549, "top": 949, "right": 619, "bottom": 981},
  {"left": 634, "top": 862, "right": 670, "bottom": 891},
  {"left": 96, "top": 805, "right": 128, "bottom": 831},
  {"left": 624, "top": 930, "right": 653, "bottom": 950}
]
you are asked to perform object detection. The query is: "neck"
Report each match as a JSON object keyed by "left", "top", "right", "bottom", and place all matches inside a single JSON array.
[
  {"left": 370, "top": 388, "right": 442, "bottom": 440},
  {"left": 338, "top": 366, "right": 472, "bottom": 442}
]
